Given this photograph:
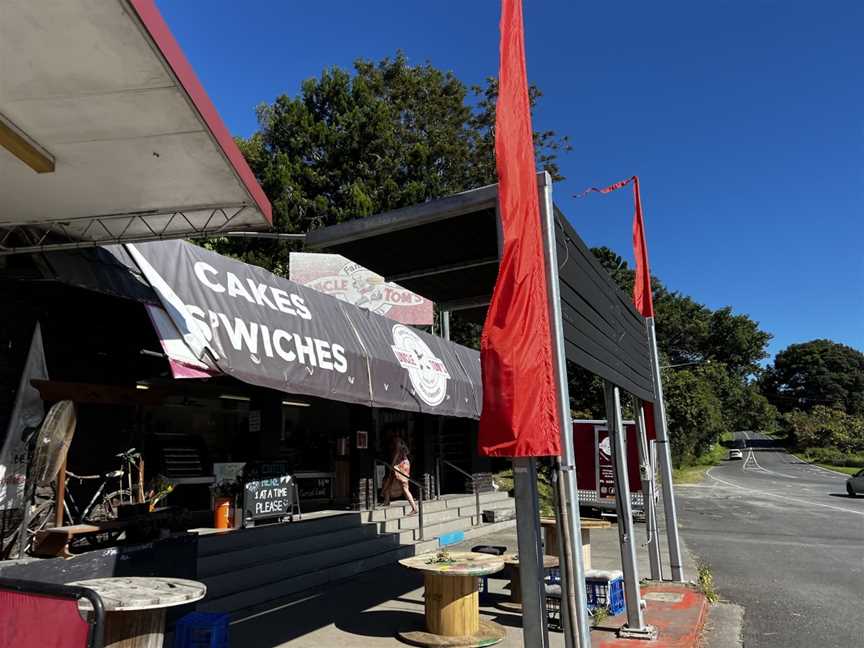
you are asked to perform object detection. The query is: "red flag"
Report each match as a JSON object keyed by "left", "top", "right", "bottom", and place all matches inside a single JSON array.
[
  {"left": 581, "top": 176, "right": 658, "bottom": 439},
  {"left": 580, "top": 175, "right": 654, "bottom": 317},
  {"left": 478, "top": 0, "right": 561, "bottom": 457}
]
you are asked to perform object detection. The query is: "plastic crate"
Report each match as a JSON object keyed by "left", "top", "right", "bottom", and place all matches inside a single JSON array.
[
  {"left": 586, "top": 576, "right": 625, "bottom": 616},
  {"left": 173, "top": 612, "right": 229, "bottom": 648},
  {"left": 545, "top": 569, "right": 626, "bottom": 617}
]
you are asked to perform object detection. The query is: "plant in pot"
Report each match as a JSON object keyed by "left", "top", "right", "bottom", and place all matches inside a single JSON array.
[{"left": 211, "top": 478, "right": 242, "bottom": 529}]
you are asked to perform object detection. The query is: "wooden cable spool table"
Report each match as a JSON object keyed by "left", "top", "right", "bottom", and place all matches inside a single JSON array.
[
  {"left": 67, "top": 577, "right": 206, "bottom": 648},
  {"left": 540, "top": 517, "right": 612, "bottom": 570},
  {"left": 500, "top": 553, "right": 559, "bottom": 609},
  {"left": 398, "top": 551, "right": 506, "bottom": 647}
]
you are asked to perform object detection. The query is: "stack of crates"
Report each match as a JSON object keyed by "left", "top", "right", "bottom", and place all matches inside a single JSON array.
[
  {"left": 544, "top": 568, "right": 626, "bottom": 626},
  {"left": 173, "top": 612, "right": 230, "bottom": 648},
  {"left": 585, "top": 570, "right": 626, "bottom": 616}
]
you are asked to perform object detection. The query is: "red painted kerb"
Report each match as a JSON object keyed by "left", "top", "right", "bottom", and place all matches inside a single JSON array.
[{"left": 127, "top": 0, "right": 273, "bottom": 224}]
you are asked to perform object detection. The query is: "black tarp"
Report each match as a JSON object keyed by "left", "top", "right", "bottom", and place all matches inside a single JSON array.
[{"left": 124, "top": 240, "right": 482, "bottom": 419}]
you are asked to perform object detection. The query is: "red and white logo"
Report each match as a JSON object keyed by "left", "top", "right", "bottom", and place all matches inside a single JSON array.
[{"left": 391, "top": 324, "right": 450, "bottom": 406}]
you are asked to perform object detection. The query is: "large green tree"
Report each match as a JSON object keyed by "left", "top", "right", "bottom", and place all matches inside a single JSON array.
[
  {"left": 587, "top": 247, "right": 778, "bottom": 465},
  {"left": 213, "top": 53, "right": 570, "bottom": 275},
  {"left": 763, "top": 340, "right": 864, "bottom": 416}
]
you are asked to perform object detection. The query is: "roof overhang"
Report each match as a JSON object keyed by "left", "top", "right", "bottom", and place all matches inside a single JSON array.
[
  {"left": 306, "top": 174, "right": 658, "bottom": 403},
  {"left": 306, "top": 182, "right": 501, "bottom": 322},
  {"left": 0, "top": 0, "right": 272, "bottom": 256}
]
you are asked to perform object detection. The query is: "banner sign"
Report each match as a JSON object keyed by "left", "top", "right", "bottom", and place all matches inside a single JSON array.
[
  {"left": 289, "top": 252, "right": 433, "bottom": 325},
  {"left": 573, "top": 420, "right": 641, "bottom": 502},
  {"left": 0, "top": 323, "right": 48, "bottom": 512},
  {"left": 125, "top": 241, "right": 480, "bottom": 419}
]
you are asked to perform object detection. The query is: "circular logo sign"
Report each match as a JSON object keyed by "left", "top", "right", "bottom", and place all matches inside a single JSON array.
[{"left": 390, "top": 324, "right": 451, "bottom": 406}]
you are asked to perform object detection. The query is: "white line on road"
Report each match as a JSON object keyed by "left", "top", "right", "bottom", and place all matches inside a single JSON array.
[{"left": 706, "top": 468, "right": 864, "bottom": 517}]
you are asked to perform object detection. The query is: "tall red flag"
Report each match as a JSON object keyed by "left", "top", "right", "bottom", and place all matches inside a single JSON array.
[
  {"left": 478, "top": 0, "right": 561, "bottom": 457},
  {"left": 580, "top": 175, "right": 654, "bottom": 316},
  {"left": 581, "top": 176, "right": 657, "bottom": 440}
]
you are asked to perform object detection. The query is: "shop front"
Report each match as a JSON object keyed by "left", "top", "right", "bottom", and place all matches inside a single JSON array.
[{"left": 0, "top": 241, "right": 489, "bottom": 562}]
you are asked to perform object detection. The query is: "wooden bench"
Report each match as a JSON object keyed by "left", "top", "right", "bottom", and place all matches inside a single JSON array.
[{"left": 33, "top": 521, "right": 131, "bottom": 558}]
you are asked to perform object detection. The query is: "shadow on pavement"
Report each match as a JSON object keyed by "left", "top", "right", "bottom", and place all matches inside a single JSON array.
[
  {"left": 336, "top": 610, "right": 423, "bottom": 638},
  {"left": 229, "top": 564, "right": 424, "bottom": 647}
]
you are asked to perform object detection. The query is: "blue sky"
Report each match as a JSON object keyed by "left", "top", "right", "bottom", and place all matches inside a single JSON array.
[{"left": 157, "top": 1, "right": 862, "bottom": 358}]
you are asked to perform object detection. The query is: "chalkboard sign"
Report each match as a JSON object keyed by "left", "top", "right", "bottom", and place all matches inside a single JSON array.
[
  {"left": 294, "top": 473, "right": 333, "bottom": 501},
  {"left": 242, "top": 461, "right": 299, "bottom": 526}
]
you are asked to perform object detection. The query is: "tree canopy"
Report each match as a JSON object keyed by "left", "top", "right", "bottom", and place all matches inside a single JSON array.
[
  {"left": 212, "top": 52, "right": 570, "bottom": 274},
  {"left": 762, "top": 340, "right": 864, "bottom": 416}
]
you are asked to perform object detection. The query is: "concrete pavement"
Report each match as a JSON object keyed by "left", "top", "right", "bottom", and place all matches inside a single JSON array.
[
  {"left": 677, "top": 431, "right": 864, "bottom": 648},
  {"left": 227, "top": 514, "right": 728, "bottom": 647}
]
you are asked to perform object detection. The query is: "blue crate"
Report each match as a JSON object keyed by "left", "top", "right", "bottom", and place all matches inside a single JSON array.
[
  {"left": 545, "top": 570, "right": 626, "bottom": 617},
  {"left": 586, "top": 576, "right": 626, "bottom": 616},
  {"left": 438, "top": 530, "right": 465, "bottom": 547},
  {"left": 173, "top": 612, "right": 229, "bottom": 648}
]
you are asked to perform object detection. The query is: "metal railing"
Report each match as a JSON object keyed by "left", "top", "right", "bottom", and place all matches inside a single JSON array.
[
  {"left": 435, "top": 458, "right": 480, "bottom": 526},
  {"left": 372, "top": 459, "right": 425, "bottom": 540}
]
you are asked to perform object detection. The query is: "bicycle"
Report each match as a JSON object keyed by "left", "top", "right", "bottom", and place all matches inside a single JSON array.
[
  {"left": 63, "top": 448, "right": 142, "bottom": 524},
  {"left": 2, "top": 448, "right": 144, "bottom": 556}
]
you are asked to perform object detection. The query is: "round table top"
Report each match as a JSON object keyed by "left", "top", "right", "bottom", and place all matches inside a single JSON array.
[
  {"left": 399, "top": 551, "right": 505, "bottom": 577},
  {"left": 503, "top": 553, "right": 560, "bottom": 568},
  {"left": 67, "top": 577, "right": 207, "bottom": 612}
]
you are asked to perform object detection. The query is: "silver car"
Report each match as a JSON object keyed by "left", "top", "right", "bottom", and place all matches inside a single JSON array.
[{"left": 847, "top": 469, "right": 864, "bottom": 497}]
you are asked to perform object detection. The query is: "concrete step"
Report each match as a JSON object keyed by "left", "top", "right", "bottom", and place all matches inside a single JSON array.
[
  {"left": 202, "top": 518, "right": 519, "bottom": 616},
  {"left": 459, "top": 501, "right": 516, "bottom": 519},
  {"left": 202, "top": 532, "right": 404, "bottom": 599},
  {"left": 197, "top": 511, "right": 364, "bottom": 557},
  {"left": 200, "top": 542, "right": 419, "bottom": 615},
  {"left": 366, "top": 491, "right": 513, "bottom": 521},
  {"left": 380, "top": 507, "right": 462, "bottom": 532},
  {"left": 198, "top": 523, "right": 379, "bottom": 578}
]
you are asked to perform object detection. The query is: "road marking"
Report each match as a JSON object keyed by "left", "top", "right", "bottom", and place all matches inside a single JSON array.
[{"left": 706, "top": 468, "right": 864, "bottom": 517}]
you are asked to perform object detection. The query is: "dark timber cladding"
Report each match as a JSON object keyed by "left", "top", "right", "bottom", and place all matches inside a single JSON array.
[
  {"left": 305, "top": 175, "right": 656, "bottom": 403},
  {"left": 553, "top": 207, "right": 654, "bottom": 402}
]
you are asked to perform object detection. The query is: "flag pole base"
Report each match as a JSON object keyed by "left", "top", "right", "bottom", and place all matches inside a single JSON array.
[{"left": 617, "top": 625, "right": 659, "bottom": 641}]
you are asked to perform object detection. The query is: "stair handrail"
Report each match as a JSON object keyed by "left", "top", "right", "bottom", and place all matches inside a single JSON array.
[
  {"left": 435, "top": 458, "right": 480, "bottom": 526},
  {"left": 372, "top": 458, "right": 425, "bottom": 541}
]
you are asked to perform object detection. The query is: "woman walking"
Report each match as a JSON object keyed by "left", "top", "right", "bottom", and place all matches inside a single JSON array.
[{"left": 381, "top": 438, "right": 418, "bottom": 515}]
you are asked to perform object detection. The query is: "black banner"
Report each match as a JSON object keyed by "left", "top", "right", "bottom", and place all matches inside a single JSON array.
[{"left": 126, "top": 240, "right": 482, "bottom": 418}]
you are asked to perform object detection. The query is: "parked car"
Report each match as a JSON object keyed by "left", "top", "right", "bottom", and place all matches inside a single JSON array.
[
  {"left": 728, "top": 449, "right": 744, "bottom": 460},
  {"left": 846, "top": 469, "right": 864, "bottom": 497}
]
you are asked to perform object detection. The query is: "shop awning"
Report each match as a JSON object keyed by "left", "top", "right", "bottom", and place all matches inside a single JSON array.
[
  {"left": 0, "top": 0, "right": 271, "bottom": 256},
  {"left": 306, "top": 174, "right": 657, "bottom": 403},
  {"left": 29, "top": 242, "right": 483, "bottom": 419}
]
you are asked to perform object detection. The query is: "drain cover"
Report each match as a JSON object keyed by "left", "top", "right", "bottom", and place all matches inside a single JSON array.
[{"left": 645, "top": 592, "right": 684, "bottom": 603}]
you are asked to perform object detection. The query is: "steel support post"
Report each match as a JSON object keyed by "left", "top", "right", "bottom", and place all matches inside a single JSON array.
[
  {"left": 604, "top": 383, "right": 656, "bottom": 639},
  {"left": 635, "top": 399, "right": 662, "bottom": 581},
  {"left": 512, "top": 458, "right": 550, "bottom": 648},
  {"left": 441, "top": 310, "right": 451, "bottom": 341},
  {"left": 646, "top": 316, "right": 685, "bottom": 582},
  {"left": 538, "top": 172, "right": 591, "bottom": 648}
]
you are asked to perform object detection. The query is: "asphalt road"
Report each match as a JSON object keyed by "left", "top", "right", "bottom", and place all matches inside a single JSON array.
[{"left": 676, "top": 432, "right": 864, "bottom": 648}]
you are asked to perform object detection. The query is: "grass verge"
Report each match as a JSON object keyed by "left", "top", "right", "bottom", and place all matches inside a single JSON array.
[
  {"left": 673, "top": 441, "right": 727, "bottom": 484},
  {"left": 696, "top": 562, "right": 719, "bottom": 604},
  {"left": 790, "top": 455, "right": 859, "bottom": 475}
]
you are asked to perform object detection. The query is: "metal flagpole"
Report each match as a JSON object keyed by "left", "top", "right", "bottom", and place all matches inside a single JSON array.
[
  {"left": 604, "top": 383, "right": 657, "bottom": 639},
  {"left": 646, "top": 316, "right": 685, "bottom": 582},
  {"left": 538, "top": 172, "right": 591, "bottom": 648},
  {"left": 634, "top": 398, "right": 662, "bottom": 581},
  {"left": 513, "top": 458, "right": 551, "bottom": 648}
]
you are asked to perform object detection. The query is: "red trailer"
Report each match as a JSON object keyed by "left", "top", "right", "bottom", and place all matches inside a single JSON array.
[{"left": 573, "top": 419, "right": 654, "bottom": 513}]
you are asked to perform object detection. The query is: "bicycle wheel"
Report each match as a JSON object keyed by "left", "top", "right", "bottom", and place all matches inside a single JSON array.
[
  {"left": 1, "top": 499, "right": 55, "bottom": 558},
  {"left": 86, "top": 489, "right": 132, "bottom": 522}
]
